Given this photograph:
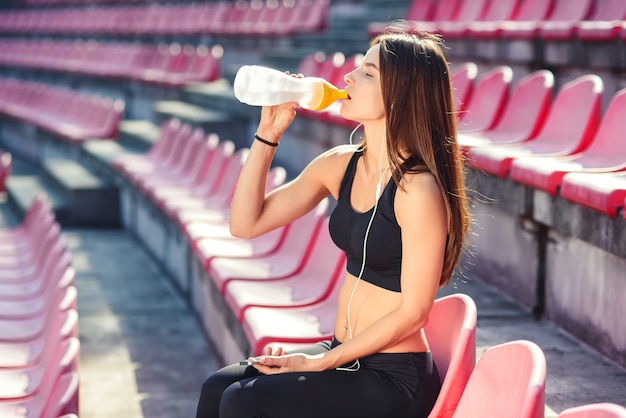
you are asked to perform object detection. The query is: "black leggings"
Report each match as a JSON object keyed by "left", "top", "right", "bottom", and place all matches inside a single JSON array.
[{"left": 196, "top": 339, "right": 441, "bottom": 418}]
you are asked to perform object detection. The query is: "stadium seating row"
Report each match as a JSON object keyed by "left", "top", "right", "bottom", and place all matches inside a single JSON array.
[
  {"left": 0, "top": 150, "right": 11, "bottom": 193},
  {"left": 0, "top": 40, "right": 223, "bottom": 88},
  {"left": 0, "top": 194, "right": 79, "bottom": 418},
  {"left": 0, "top": 77, "right": 124, "bottom": 144},
  {"left": 110, "top": 118, "right": 626, "bottom": 417},
  {"left": 369, "top": 0, "right": 626, "bottom": 44},
  {"left": 0, "top": 0, "right": 329, "bottom": 37},
  {"left": 454, "top": 63, "right": 626, "bottom": 219}
]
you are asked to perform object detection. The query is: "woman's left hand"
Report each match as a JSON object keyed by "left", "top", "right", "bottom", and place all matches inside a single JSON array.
[{"left": 252, "top": 353, "right": 324, "bottom": 374}]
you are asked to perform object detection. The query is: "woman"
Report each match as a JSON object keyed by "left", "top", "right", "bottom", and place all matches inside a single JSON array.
[{"left": 196, "top": 31, "right": 470, "bottom": 418}]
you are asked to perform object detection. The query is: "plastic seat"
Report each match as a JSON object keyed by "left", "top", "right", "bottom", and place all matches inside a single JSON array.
[
  {"left": 165, "top": 148, "right": 250, "bottom": 226},
  {"left": 458, "top": 70, "right": 554, "bottom": 152},
  {"left": 558, "top": 402, "right": 626, "bottom": 417},
  {"left": 0, "top": 150, "right": 11, "bottom": 193},
  {"left": 0, "top": 326, "right": 79, "bottom": 399},
  {"left": 0, "top": 308, "right": 77, "bottom": 369},
  {"left": 207, "top": 199, "right": 328, "bottom": 295},
  {"left": 576, "top": 0, "right": 626, "bottom": 41},
  {"left": 457, "top": 66, "right": 513, "bottom": 133},
  {"left": 466, "top": 0, "right": 521, "bottom": 38},
  {"left": 288, "top": 0, "right": 329, "bottom": 34},
  {"left": 451, "top": 62, "right": 478, "bottom": 114},
  {"left": 471, "top": 0, "right": 552, "bottom": 39},
  {"left": 435, "top": 0, "right": 492, "bottom": 39},
  {"left": 0, "top": 368, "right": 79, "bottom": 418},
  {"left": 500, "top": 0, "right": 588, "bottom": 40},
  {"left": 452, "top": 340, "right": 547, "bottom": 418},
  {"left": 510, "top": 88, "right": 626, "bottom": 195},
  {"left": 0, "top": 194, "right": 53, "bottom": 246},
  {"left": 560, "top": 171, "right": 626, "bottom": 217},
  {"left": 223, "top": 217, "right": 346, "bottom": 322},
  {"left": 368, "top": 0, "right": 437, "bottom": 35},
  {"left": 467, "top": 74, "right": 603, "bottom": 178},
  {"left": 538, "top": 0, "right": 595, "bottom": 40},
  {"left": 407, "top": 0, "right": 462, "bottom": 34},
  {"left": 425, "top": 293, "right": 477, "bottom": 418}
]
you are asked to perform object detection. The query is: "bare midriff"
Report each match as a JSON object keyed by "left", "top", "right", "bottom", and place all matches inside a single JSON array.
[{"left": 333, "top": 272, "right": 429, "bottom": 353}]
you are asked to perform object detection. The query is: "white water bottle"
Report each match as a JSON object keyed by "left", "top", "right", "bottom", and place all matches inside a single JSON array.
[{"left": 233, "top": 65, "right": 348, "bottom": 111}]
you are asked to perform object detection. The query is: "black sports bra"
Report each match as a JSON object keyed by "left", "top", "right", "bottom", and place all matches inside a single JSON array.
[{"left": 329, "top": 150, "right": 402, "bottom": 292}]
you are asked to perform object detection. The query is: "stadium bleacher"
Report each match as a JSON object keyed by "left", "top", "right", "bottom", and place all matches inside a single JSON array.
[{"left": 1, "top": 0, "right": 626, "bottom": 416}]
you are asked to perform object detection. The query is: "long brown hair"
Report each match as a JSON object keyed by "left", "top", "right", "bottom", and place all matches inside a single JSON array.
[{"left": 370, "top": 31, "right": 470, "bottom": 287}]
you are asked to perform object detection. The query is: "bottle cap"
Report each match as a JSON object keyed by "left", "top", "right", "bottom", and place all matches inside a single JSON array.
[{"left": 338, "top": 90, "right": 348, "bottom": 100}]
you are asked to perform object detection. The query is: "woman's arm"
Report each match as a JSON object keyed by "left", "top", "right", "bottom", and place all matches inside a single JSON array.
[
  {"left": 229, "top": 103, "right": 349, "bottom": 239},
  {"left": 255, "top": 171, "right": 448, "bottom": 372}
]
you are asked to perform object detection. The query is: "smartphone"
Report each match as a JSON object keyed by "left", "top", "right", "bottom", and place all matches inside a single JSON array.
[{"left": 239, "top": 359, "right": 262, "bottom": 366}]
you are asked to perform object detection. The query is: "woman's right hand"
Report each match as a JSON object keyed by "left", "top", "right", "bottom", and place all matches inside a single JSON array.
[{"left": 256, "top": 72, "right": 302, "bottom": 143}]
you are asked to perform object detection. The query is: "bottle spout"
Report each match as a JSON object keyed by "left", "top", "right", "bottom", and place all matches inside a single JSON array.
[
  {"left": 338, "top": 89, "right": 348, "bottom": 100},
  {"left": 312, "top": 80, "right": 349, "bottom": 111}
]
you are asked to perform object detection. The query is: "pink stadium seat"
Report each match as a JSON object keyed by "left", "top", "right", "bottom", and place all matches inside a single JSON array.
[
  {"left": 0, "top": 276, "right": 75, "bottom": 321},
  {"left": 207, "top": 199, "right": 328, "bottom": 295},
  {"left": 368, "top": 0, "right": 437, "bottom": 36},
  {"left": 0, "top": 308, "right": 77, "bottom": 369},
  {"left": 134, "top": 127, "right": 205, "bottom": 194},
  {"left": 0, "top": 327, "right": 78, "bottom": 400},
  {"left": 538, "top": 0, "right": 595, "bottom": 40},
  {"left": 424, "top": 293, "right": 477, "bottom": 418},
  {"left": 457, "top": 66, "right": 513, "bottom": 133},
  {"left": 458, "top": 70, "right": 554, "bottom": 151},
  {"left": 434, "top": 0, "right": 492, "bottom": 39},
  {"left": 451, "top": 62, "right": 478, "bottom": 114},
  {"left": 560, "top": 171, "right": 626, "bottom": 217},
  {"left": 183, "top": 165, "right": 286, "bottom": 241},
  {"left": 475, "top": 0, "right": 552, "bottom": 39},
  {"left": 154, "top": 139, "right": 234, "bottom": 218},
  {"left": 164, "top": 148, "right": 250, "bottom": 226},
  {"left": 576, "top": 0, "right": 626, "bottom": 41},
  {"left": 501, "top": 0, "right": 591, "bottom": 40},
  {"left": 558, "top": 402, "right": 626, "bottom": 418},
  {"left": 0, "top": 151, "right": 11, "bottom": 193},
  {"left": 452, "top": 340, "right": 546, "bottom": 418},
  {"left": 467, "top": 74, "right": 603, "bottom": 178},
  {"left": 510, "top": 88, "right": 626, "bottom": 195},
  {"left": 0, "top": 194, "right": 53, "bottom": 247},
  {"left": 466, "top": 0, "right": 524, "bottom": 38},
  {"left": 289, "top": 0, "right": 329, "bottom": 34},
  {"left": 223, "top": 217, "right": 346, "bottom": 322},
  {"left": 0, "top": 222, "right": 62, "bottom": 280},
  {"left": 112, "top": 118, "right": 183, "bottom": 178},
  {"left": 0, "top": 367, "right": 79, "bottom": 418},
  {"left": 407, "top": 0, "right": 462, "bottom": 34}
]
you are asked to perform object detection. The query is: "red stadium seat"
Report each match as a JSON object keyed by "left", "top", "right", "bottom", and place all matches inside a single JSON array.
[
  {"left": 452, "top": 340, "right": 546, "bottom": 418},
  {"left": 434, "top": 0, "right": 492, "bottom": 39},
  {"left": 368, "top": 0, "right": 437, "bottom": 36},
  {"left": 467, "top": 74, "right": 603, "bottom": 178},
  {"left": 208, "top": 199, "right": 328, "bottom": 295},
  {"left": 560, "top": 171, "right": 626, "bottom": 217},
  {"left": 457, "top": 66, "right": 513, "bottom": 134},
  {"left": 558, "top": 402, "right": 626, "bottom": 418},
  {"left": 458, "top": 70, "right": 554, "bottom": 152},
  {"left": 223, "top": 217, "right": 346, "bottom": 322},
  {"left": 576, "top": 0, "right": 626, "bottom": 41},
  {"left": 451, "top": 62, "right": 478, "bottom": 114},
  {"left": 510, "top": 88, "right": 626, "bottom": 195}
]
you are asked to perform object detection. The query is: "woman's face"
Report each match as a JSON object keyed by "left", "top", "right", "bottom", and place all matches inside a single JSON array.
[{"left": 340, "top": 44, "right": 385, "bottom": 123}]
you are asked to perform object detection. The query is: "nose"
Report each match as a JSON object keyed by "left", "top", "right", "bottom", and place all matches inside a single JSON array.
[{"left": 343, "top": 70, "right": 355, "bottom": 86}]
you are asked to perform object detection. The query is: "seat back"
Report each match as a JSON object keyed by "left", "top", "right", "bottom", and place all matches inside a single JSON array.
[
  {"left": 406, "top": 0, "right": 437, "bottom": 21},
  {"left": 458, "top": 66, "right": 513, "bottom": 133},
  {"left": 574, "top": 88, "right": 626, "bottom": 167},
  {"left": 558, "top": 402, "right": 626, "bottom": 418},
  {"left": 425, "top": 293, "right": 477, "bottom": 417},
  {"left": 451, "top": 62, "right": 478, "bottom": 113},
  {"left": 527, "top": 74, "right": 602, "bottom": 155},
  {"left": 452, "top": 340, "right": 547, "bottom": 418},
  {"left": 431, "top": 0, "right": 462, "bottom": 21},
  {"left": 477, "top": 0, "right": 519, "bottom": 22},
  {"left": 510, "top": 0, "right": 553, "bottom": 21},
  {"left": 545, "top": 0, "right": 594, "bottom": 23},
  {"left": 487, "top": 70, "right": 554, "bottom": 142}
]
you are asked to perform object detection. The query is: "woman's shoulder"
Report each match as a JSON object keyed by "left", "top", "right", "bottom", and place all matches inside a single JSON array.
[{"left": 309, "top": 144, "right": 360, "bottom": 171}]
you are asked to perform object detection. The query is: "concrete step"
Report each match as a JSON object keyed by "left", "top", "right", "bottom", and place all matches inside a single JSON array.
[
  {"left": 152, "top": 100, "right": 250, "bottom": 148},
  {"left": 6, "top": 158, "right": 120, "bottom": 227},
  {"left": 117, "top": 119, "right": 161, "bottom": 152}
]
